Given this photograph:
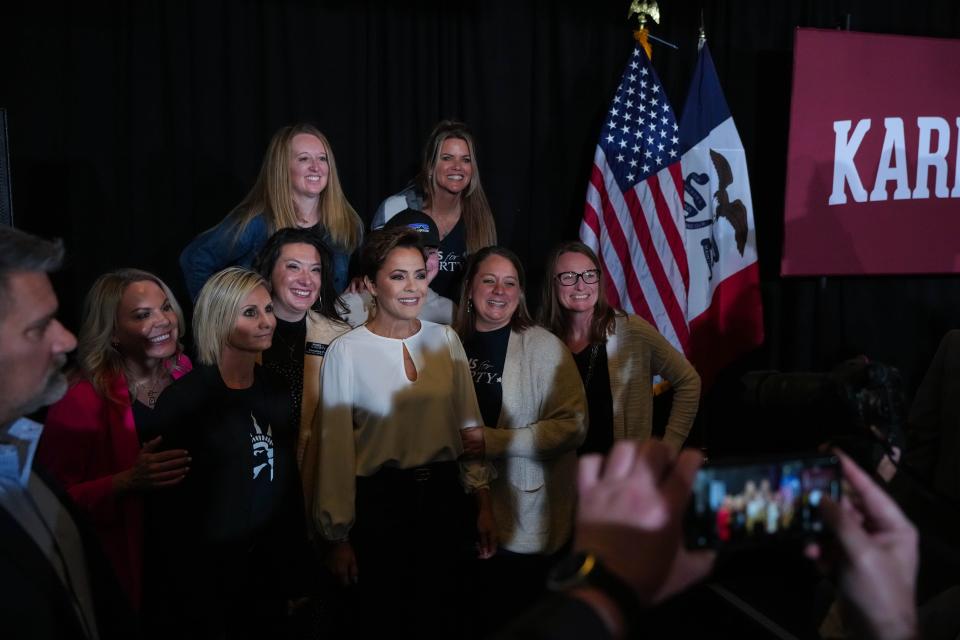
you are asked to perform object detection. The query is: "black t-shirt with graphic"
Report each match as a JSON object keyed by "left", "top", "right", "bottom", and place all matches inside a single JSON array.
[
  {"left": 141, "top": 363, "right": 299, "bottom": 544},
  {"left": 432, "top": 217, "right": 467, "bottom": 302},
  {"left": 463, "top": 325, "right": 512, "bottom": 428},
  {"left": 140, "top": 363, "right": 309, "bottom": 638},
  {"left": 574, "top": 343, "right": 615, "bottom": 456},
  {"left": 261, "top": 316, "right": 307, "bottom": 432}
]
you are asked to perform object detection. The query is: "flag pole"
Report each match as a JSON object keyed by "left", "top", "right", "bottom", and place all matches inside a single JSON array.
[
  {"left": 698, "top": 9, "right": 707, "bottom": 51},
  {"left": 628, "top": 1, "right": 680, "bottom": 56},
  {"left": 649, "top": 33, "right": 680, "bottom": 51}
]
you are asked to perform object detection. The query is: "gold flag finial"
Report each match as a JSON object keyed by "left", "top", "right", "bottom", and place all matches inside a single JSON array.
[
  {"left": 627, "top": 0, "right": 660, "bottom": 27},
  {"left": 628, "top": 1, "right": 660, "bottom": 59}
]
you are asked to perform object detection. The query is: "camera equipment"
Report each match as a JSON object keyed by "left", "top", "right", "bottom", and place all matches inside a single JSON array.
[
  {"left": 739, "top": 357, "right": 905, "bottom": 470},
  {"left": 685, "top": 453, "right": 842, "bottom": 551}
]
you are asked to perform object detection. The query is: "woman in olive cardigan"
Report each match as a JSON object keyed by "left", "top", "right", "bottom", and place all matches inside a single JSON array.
[{"left": 539, "top": 241, "right": 700, "bottom": 455}]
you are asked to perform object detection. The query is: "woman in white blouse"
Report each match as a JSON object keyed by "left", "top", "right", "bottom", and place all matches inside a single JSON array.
[{"left": 310, "top": 227, "right": 495, "bottom": 636}]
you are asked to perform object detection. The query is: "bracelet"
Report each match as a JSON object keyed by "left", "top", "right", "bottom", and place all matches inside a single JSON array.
[{"left": 547, "top": 551, "right": 642, "bottom": 634}]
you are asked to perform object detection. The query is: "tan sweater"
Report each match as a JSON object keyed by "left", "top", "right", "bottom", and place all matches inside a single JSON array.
[
  {"left": 309, "top": 322, "right": 491, "bottom": 542},
  {"left": 293, "top": 311, "right": 350, "bottom": 514},
  {"left": 483, "top": 326, "right": 587, "bottom": 554},
  {"left": 606, "top": 314, "right": 701, "bottom": 451}
]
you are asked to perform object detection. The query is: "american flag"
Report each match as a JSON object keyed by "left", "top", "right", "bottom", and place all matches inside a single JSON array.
[{"left": 581, "top": 46, "right": 690, "bottom": 353}]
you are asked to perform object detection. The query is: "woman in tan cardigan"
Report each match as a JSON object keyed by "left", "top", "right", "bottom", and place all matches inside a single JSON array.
[
  {"left": 455, "top": 246, "right": 586, "bottom": 634},
  {"left": 539, "top": 241, "right": 700, "bottom": 455}
]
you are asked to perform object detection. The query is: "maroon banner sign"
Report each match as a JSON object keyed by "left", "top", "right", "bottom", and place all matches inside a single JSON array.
[{"left": 782, "top": 29, "right": 960, "bottom": 275}]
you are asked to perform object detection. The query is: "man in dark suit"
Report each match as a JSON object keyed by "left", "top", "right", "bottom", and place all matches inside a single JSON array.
[
  {"left": 899, "top": 330, "right": 960, "bottom": 513},
  {"left": 889, "top": 331, "right": 960, "bottom": 613},
  {"left": 0, "top": 225, "right": 137, "bottom": 639}
]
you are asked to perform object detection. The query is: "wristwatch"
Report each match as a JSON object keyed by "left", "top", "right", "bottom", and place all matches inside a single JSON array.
[{"left": 547, "top": 551, "right": 642, "bottom": 631}]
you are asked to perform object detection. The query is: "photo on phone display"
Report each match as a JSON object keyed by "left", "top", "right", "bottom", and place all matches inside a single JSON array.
[{"left": 685, "top": 454, "right": 842, "bottom": 550}]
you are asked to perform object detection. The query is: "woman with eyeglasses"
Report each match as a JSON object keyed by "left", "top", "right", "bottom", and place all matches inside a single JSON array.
[{"left": 539, "top": 242, "right": 700, "bottom": 455}]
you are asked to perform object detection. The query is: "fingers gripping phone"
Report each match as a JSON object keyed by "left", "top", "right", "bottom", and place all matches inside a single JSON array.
[{"left": 685, "top": 453, "right": 842, "bottom": 550}]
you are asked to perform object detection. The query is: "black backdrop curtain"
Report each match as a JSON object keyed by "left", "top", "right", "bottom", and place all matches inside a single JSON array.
[{"left": 2, "top": 0, "right": 960, "bottom": 442}]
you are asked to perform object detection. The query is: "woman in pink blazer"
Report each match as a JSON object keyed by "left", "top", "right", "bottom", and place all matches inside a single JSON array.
[{"left": 39, "top": 268, "right": 192, "bottom": 609}]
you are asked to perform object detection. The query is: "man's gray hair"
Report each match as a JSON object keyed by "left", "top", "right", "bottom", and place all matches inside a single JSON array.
[{"left": 0, "top": 225, "right": 64, "bottom": 318}]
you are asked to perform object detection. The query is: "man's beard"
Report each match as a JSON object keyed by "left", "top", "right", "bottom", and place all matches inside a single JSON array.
[{"left": 17, "top": 357, "right": 70, "bottom": 417}]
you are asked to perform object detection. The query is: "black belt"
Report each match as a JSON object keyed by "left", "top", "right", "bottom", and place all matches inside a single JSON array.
[{"left": 363, "top": 460, "right": 459, "bottom": 485}]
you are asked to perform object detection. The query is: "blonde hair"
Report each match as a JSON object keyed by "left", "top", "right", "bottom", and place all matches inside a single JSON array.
[
  {"left": 193, "top": 267, "right": 269, "bottom": 366},
  {"left": 230, "top": 123, "right": 362, "bottom": 252},
  {"left": 417, "top": 120, "right": 497, "bottom": 254},
  {"left": 77, "top": 269, "right": 186, "bottom": 405}
]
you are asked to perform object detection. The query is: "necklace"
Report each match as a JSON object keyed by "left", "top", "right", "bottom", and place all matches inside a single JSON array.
[
  {"left": 271, "top": 319, "right": 304, "bottom": 362},
  {"left": 583, "top": 343, "right": 601, "bottom": 389},
  {"left": 129, "top": 371, "right": 169, "bottom": 408},
  {"left": 273, "top": 330, "right": 298, "bottom": 360}
]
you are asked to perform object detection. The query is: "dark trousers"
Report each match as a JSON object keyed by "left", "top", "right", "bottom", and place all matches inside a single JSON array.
[
  {"left": 470, "top": 542, "right": 570, "bottom": 637},
  {"left": 348, "top": 461, "right": 474, "bottom": 638},
  {"left": 144, "top": 540, "right": 289, "bottom": 640}
]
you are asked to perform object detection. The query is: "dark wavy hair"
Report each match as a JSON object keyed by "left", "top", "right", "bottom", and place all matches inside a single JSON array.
[
  {"left": 357, "top": 227, "right": 427, "bottom": 283},
  {"left": 253, "top": 227, "right": 347, "bottom": 321}
]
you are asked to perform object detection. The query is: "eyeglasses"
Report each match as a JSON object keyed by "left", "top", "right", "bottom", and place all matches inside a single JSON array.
[{"left": 555, "top": 270, "right": 600, "bottom": 286}]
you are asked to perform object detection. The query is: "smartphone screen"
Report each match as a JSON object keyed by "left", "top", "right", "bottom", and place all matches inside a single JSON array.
[{"left": 685, "top": 453, "right": 842, "bottom": 550}]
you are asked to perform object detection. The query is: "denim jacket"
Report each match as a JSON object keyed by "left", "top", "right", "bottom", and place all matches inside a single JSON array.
[{"left": 179, "top": 213, "right": 351, "bottom": 299}]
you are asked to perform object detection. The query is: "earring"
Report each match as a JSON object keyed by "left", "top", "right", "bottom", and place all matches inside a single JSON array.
[{"left": 466, "top": 299, "right": 473, "bottom": 314}]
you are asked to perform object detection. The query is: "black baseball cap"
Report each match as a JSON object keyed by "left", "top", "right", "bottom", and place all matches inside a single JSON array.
[{"left": 385, "top": 209, "right": 441, "bottom": 247}]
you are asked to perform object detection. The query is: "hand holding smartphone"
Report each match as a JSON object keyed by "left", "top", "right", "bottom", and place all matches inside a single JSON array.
[{"left": 685, "top": 453, "right": 842, "bottom": 550}]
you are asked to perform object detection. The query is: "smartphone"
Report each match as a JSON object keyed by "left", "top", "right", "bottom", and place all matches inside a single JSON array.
[{"left": 684, "top": 453, "right": 842, "bottom": 550}]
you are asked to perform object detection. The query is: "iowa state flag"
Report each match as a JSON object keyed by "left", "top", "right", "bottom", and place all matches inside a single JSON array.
[{"left": 679, "top": 43, "right": 764, "bottom": 387}]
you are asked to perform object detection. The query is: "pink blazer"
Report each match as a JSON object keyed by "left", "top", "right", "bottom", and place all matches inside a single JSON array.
[{"left": 38, "top": 354, "right": 191, "bottom": 608}]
